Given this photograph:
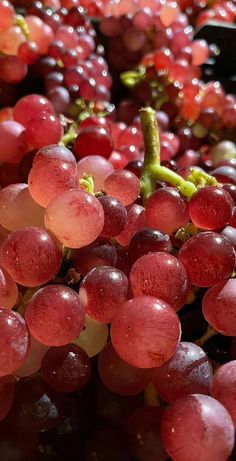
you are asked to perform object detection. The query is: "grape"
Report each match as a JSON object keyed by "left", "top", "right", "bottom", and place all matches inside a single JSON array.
[
  {"left": 15, "top": 336, "right": 49, "bottom": 377},
  {"left": 129, "top": 227, "right": 172, "bottom": 261},
  {"left": 0, "top": 308, "right": 28, "bottom": 376},
  {"left": 25, "top": 284, "right": 85, "bottom": 346},
  {"left": 28, "top": 144, "right": 77, "bottom": 207},
  {"left": 73, "top": 239, "right": 117, "bottom": 275},
  {"left": 202, "top": 279, "right": 236, "bottom": 336},
  {"left": 0, "top": 227, "right": 62, "bottom": 287},
  {"left": 26, "top": 112, "right": 63, "bottom": 150},
  {"left": 0, "top": 121, "right": 27, "bottom": 163},
  {"left": 222, "top": 184, "right": 236, "bottom": 204},
  {"left": 47, "top": 86, "right": 70, "bottom": 114},
  {"left": 127, "top": 406, "right": 168, "bottom": 461},
  {"left": 25, "top": 15, "right": 54, "bottom": 55},
  {"left": 211, "top": 361, "right": 236, "bottom": 428},
  {"left": 161, "top": 394, "right": 235, "bottom": 461},
  {"left": 189, "top": 186, "right": 234, "bottom": 230},
  {"left": 211, "top": 166, "right": 236, "bottom": 185},
  {"left": 14, "top": 375, "right": 64, "bottom": 433},
  {"left": 13, "top": 94, "right": 55, "bottom": 127},
  {"left": 191, "top": 39, "right": 209, "bottom": 65},
  {"left": 98, "top": 196, "right": 127, "bottom": 238},
  {"left": 115, "top": 203, "right": 146, "bottom": 247},
  {"left": 73, "top": 314, "right": 108, "bottom": 357},
  {"left": 104, "top": 169, "right": 140, "bottom": 206},
  {"left": 73, "top": 126, "right": 113, "bottom": 159},
  {"left": 179, "top": 232, "right": 235, "bottom": 287},
  {"left": 41, "top": 344, "right": 91, "bottom": 392},
  {"left": 98, "top": 342, "right": 151, "bottom": 396},
  {"left": 44, "top": 189, "right": 104, "bottom": 249},
  {"left": 152, "top": 341, "right": 213, "bottom": 403},
  {"left": 130, "top": 252, "right": 190, "bottom": 311},
  {"left": 79, "top": 266, "right": 128, "bottom": 323},
  {"left": 0, "top": 25, "right": 26, "bottom": 56},
  {"left": 0, "top": 183, "right": 45, "bottom": 230},
  {"left": 18, "top": 40, "right": 39, "bottom": 65},
  {"left": 77, "top": 155, "right": 114, "bottom": 193},
  {"left": 222, "top": 226, "right": 236, "bottom": 249},
  {"left": 0, "top": 266, "right": 18, "bottom": 309},
  {"left": 146, "top": 187, "right": 189, "bottom": 235},
  {"left": 0, "top": 56, "right": 27, "bottom": 84},
  {"left": 111, "top": 296, "right": 181, "bottom": 368},
  {"left": 0, "top": 0, "right": 15, "bottom": 31}
]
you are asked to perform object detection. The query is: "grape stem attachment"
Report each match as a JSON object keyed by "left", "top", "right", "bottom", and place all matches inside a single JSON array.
[
  {"left": 140, "top": 107, "right": 197, "bottom": 202},
  {"left": 195, "top": 324, "right": 217, "bottom": 347}
]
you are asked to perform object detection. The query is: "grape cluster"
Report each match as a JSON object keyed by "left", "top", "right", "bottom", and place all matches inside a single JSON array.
[{"left": 0, "top": 0, "right": 235, "bottom": 460}]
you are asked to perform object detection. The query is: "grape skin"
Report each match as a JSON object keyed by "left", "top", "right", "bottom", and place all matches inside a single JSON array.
[
  {"left": 161, "top": 394, "right": 235, "bottom": 461},
  {"left": 202, "top": 279, "right": 236, "bottom": 336},
  {"left": 111, "top": 296, "right": 181, "bottom": 368}
]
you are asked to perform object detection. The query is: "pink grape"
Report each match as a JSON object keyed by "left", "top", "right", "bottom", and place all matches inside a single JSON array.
[
  {"left": 77, "top": 155, "right": 114, "bottom": 192},
  {"left": 0, "top": 376, "right": 15, "bottom": 422},
  {"left": 28, "top": 144, "right": 77, "bottom": 207},
  {"left": 41, "top": 344, "right": 91, "bottom": 392},
  {"left": 152, "top": 341, "right": 213, "bottom": 403},
  {"left": 0, "top": 183, "right": 45, "bottom": 230},
  {"left": 202, "top": 279, "right": 236, "bottom": 336},
  {"left": 115, "top": 204, "right": 146, "bottom": 247},
  {"left": 44, "top": 189, "right": 104, "bottom": 249},
  {"left": 79, "top": 266, "right": 128, "bottom": 323},
  {"left": 25, "top": 15, "right": 54, "bottom": 55},
  {"left": 13, "top": 94, "right": 55, "bottom": 127},
  {"left": 18, "top": 40, "right": 39, "bottom": 65},
  {"left": 0, "top": 0, "right": 15, "bottom": 31},
  {"left": 0, "top": 121, "right": 27, "bottom": 163},
  {"left": 0, "top": 266, "right": 18, "bottom": 309},
  {"left": 161, "top": 394, "right": 235, "bottom": 461},
  {"left": 0, "top": 25, "right": 26, "bottom": 56},
  {"left": 130, "top": 252, "right": 190, "bottom": 311},
  {"left": 0, "top": 308, "right": 28, "bottom": 376},
  {"left": 191, "top": 39, "right": 209, "bottom": 65},
  {"left": 211, "top": 361, "right": 236, "bottom": 428},
  {"left": 15, "top": 336, "right": 49, "bottom": 378},
  {"left": 111, "top": 296, "right": 181, "bottom": 368},
  {"left": 0, "top": 56, "right": 27, "bottom": 84},
  {"left": 0, "top": 227, "right": 62, "bottom": 287},
  {"left": 179, "top": 232, "right": 235, "bottom": 287},
  {"left": 98, "top": 342, "right": 152, "bottom": 396},
  {"left": 146, "top": 187, "right": 189, "bottom": 234},
  {"left": 26, "top": 112, "right": 63, "bottom": 150},
  {"left": 25, "top": 284, "right": 85, "bottom": 346},
  {"left": 189, "top": 186, "right": 234, "bottom": 230},
  {"left": 98, "top": 195, "right": 127, "bottom": 238},
  {"left": 104, "top": 169, "right": 140, "bottom": 206}
]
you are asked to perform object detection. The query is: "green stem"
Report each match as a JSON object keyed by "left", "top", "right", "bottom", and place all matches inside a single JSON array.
[
  {"left": 79, "top": 175, "right": 95, "bottom": 195},
  {"left": 140, "top": 107, "right": 160, "bottom": 202},
  {"left": 140, "top": 107, "right": 197, "bottom": 201},
  {"left": 59, "top": 130, "right": 77, "bottom": 147}
]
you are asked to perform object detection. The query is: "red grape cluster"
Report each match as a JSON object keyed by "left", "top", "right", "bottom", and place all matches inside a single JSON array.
[{"left": 0, "top": 1, "right": 235, "bottom": 461}]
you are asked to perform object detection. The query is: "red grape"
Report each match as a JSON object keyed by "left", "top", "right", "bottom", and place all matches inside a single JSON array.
[
  {"left": 41, "top": 344, "right": 91, "bottom": 392},
  {"left": 211, "top": 361, "right": 236, "bottom": 428},
  {"left": 130, "top": 252, "right": 190, "bottom": 311},
  {"left": 189, "top": 186, "right": 234, "bottom": 230},
  {"left": 104, "top": 169, "right": 140, "bottom": 206},
  {"left": 152, "top": 341, "right": 213, "bottom": 403},
  {"left": 25, "top": 284, "right": 85, "bottom": 346},
  {"left": 0, "top": 227, "right": 62, "bottom": 287},
  {"left": 179, "top": 232, "right": 235, "bottom": 287},
  {"left": 111, "top": 296, "right": 181, "bottom": 368},
  {"left": 79, "top": 266, "right": 128, "bottom": 323},
  {"left": 203, "top": 279, "right": 236, "bottom": 336},
  {"left": 161, "top": 394, "right": 234, "bottom": 461}
]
